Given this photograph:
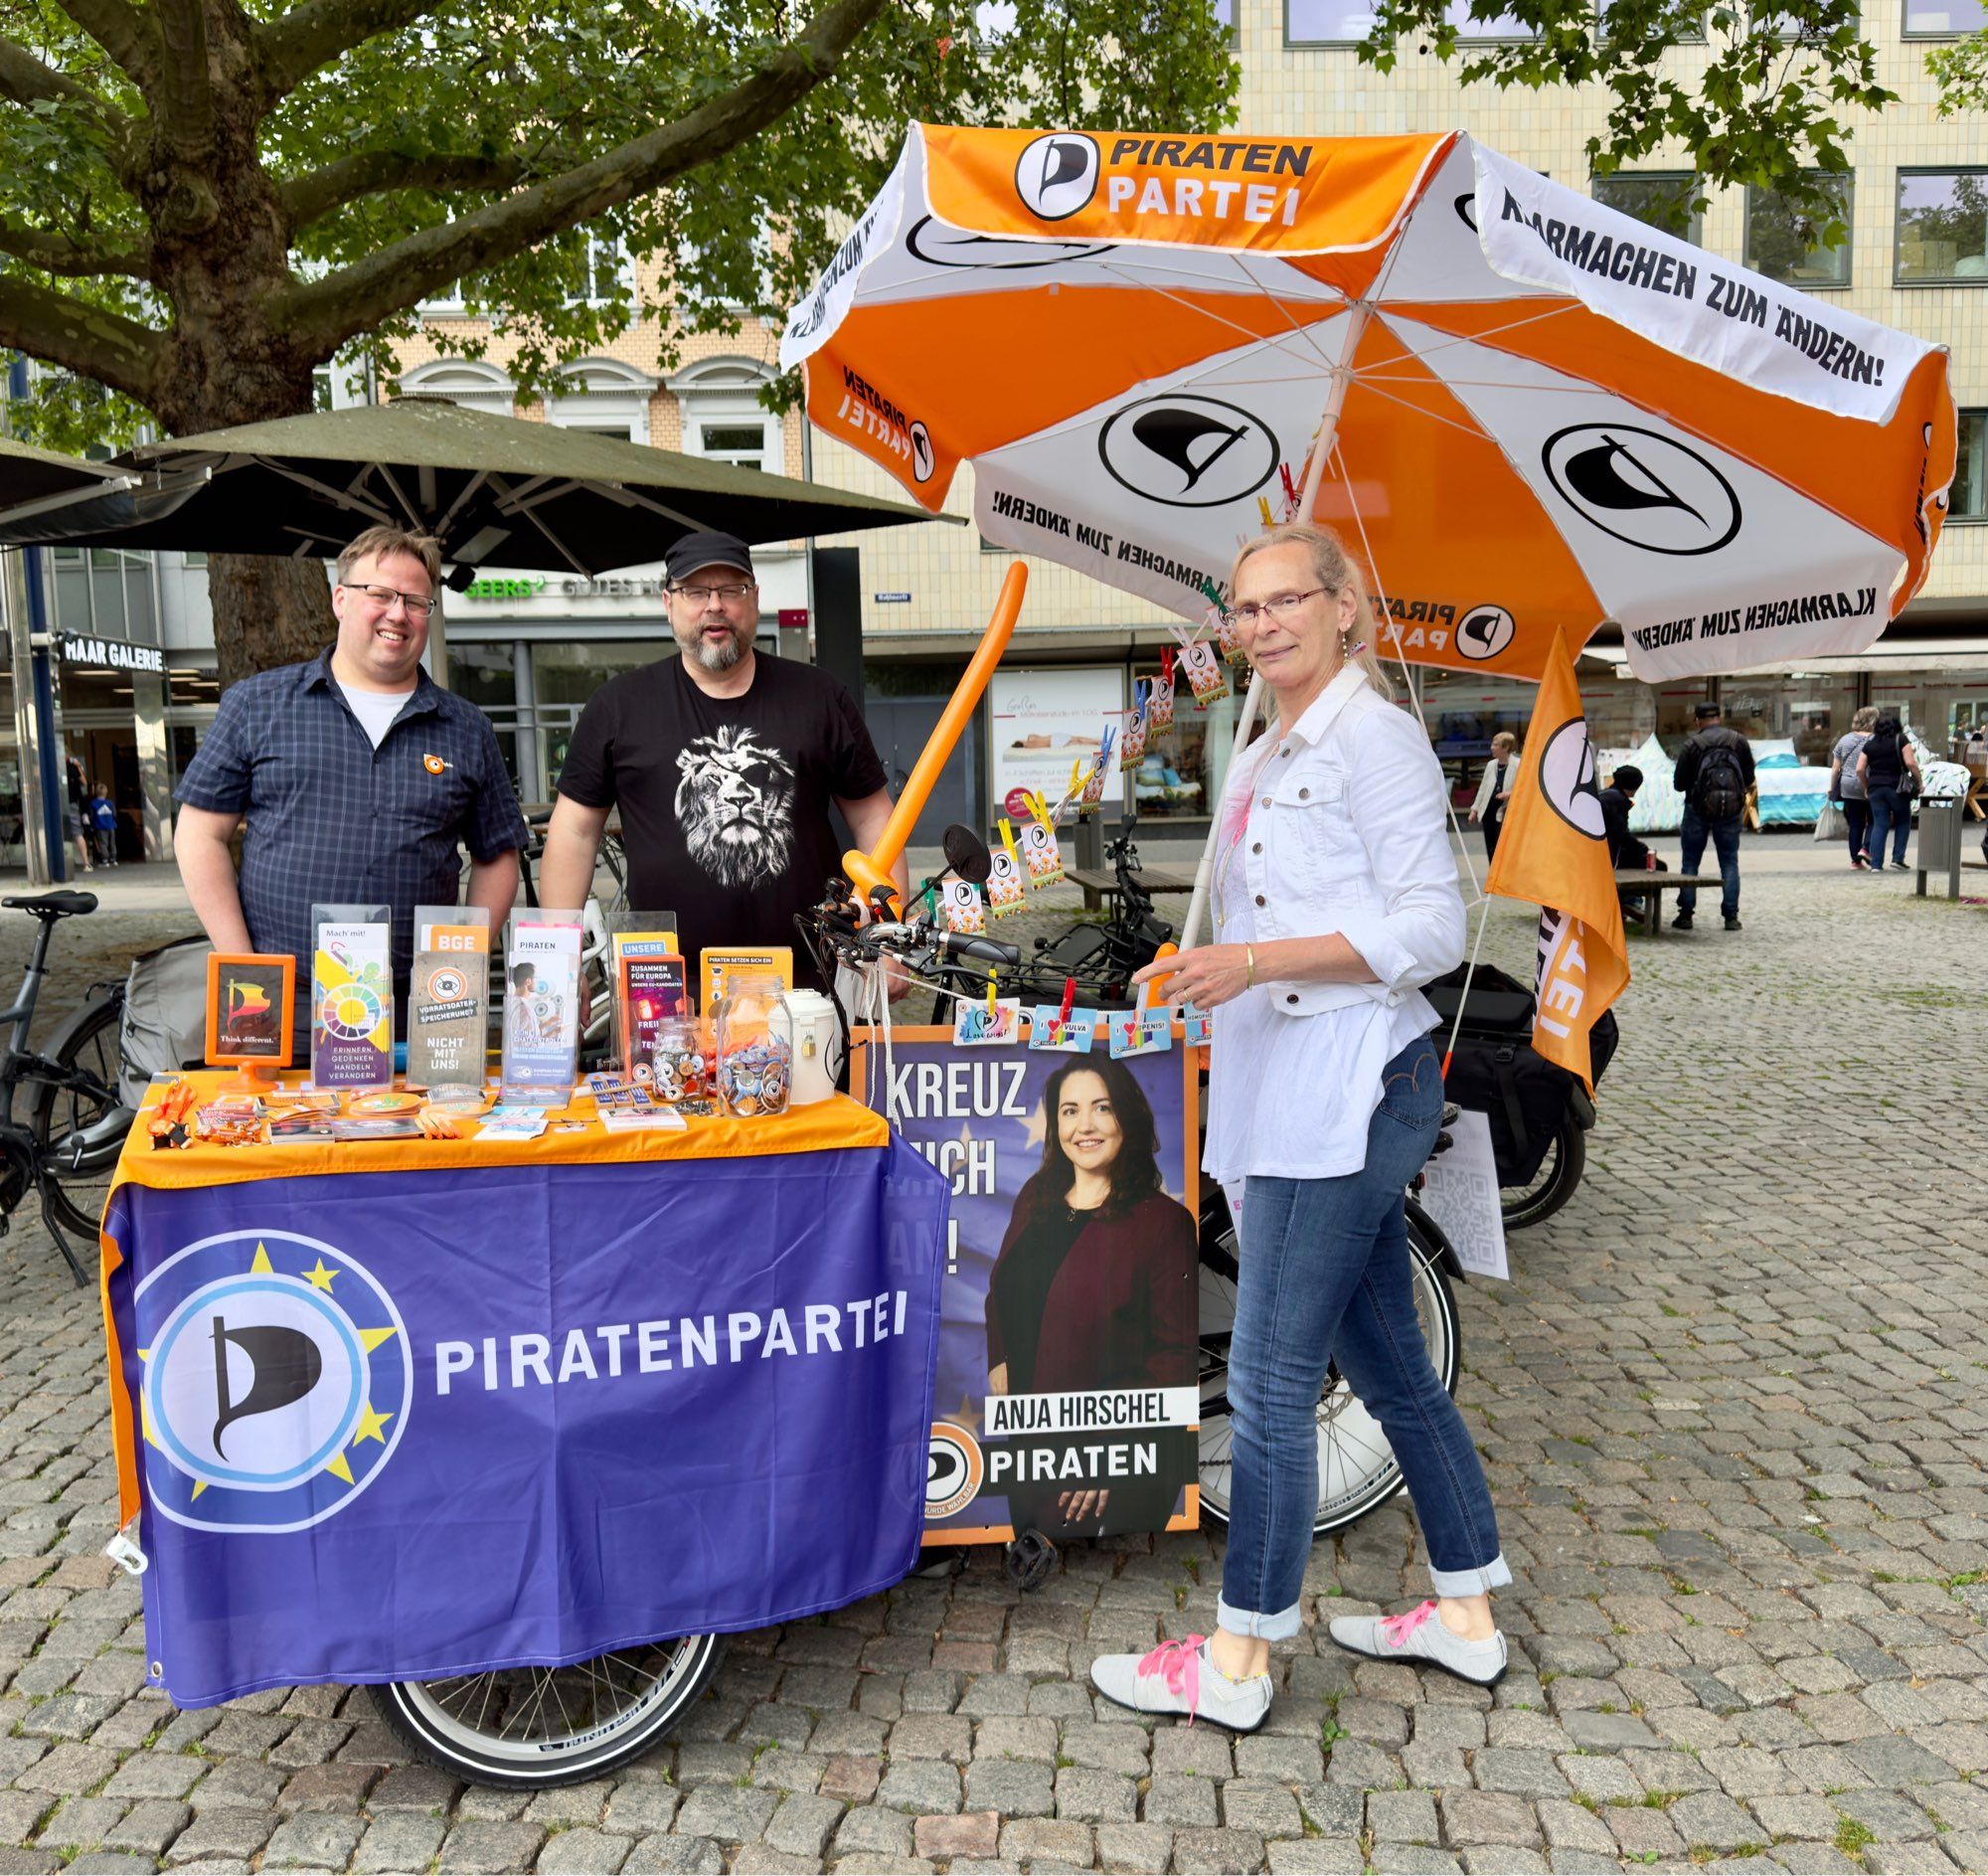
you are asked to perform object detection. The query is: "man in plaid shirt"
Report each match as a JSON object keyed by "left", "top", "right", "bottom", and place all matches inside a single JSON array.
[{"left": 175, "top": 527, "right": 527, "bottom": 1025}]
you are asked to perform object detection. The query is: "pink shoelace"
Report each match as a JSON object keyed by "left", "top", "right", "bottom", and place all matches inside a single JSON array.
[
  {"left": 1137, "top": 1633, "right": 1206, "bottom": 1723},
  {"left": 1380, "top": 1600, "right": 1438, "bottom": 1649}
]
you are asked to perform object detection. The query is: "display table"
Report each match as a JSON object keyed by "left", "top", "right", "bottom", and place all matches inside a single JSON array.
[{"left": 99, "top": 1075, "right": 950, "bottom": 1708}]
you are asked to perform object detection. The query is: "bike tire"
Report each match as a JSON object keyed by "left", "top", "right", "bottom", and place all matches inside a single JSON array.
[
  {"left": 1197, "top": 1192, "right": 1462, "bottom": 1539},
  {"left": 369, "top": 1633, "right": 726, "bottom": 1789},
  {"left": 25, "top": 991, "right": 128, "bottom": 1242},
  {"left": 1500, "top": 1116, "right": 1585, "bottom": 1232}
]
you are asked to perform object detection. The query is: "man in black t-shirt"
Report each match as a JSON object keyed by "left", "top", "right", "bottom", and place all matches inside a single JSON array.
[{"left": 538, "top": 531, "right": 906, "bottom": 991}]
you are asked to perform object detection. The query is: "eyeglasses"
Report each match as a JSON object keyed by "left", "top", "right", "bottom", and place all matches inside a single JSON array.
[
  {"left": 342, "top": 582, "right": 436, "bottom": 618},
  {"left": 674, "top": 582, "right": 756, "bottom": 604},
  {"left": 1226, "top": 587, "right": 1333, "bottom": 628}
]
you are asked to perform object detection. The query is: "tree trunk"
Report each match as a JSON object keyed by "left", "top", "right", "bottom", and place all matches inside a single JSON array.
[{"left": 208, "top": 553, "right": 337, "bottom": 681}]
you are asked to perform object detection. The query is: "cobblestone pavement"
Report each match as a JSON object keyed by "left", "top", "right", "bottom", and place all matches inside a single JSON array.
[{"left": 0, "top": 845, "right": 1982, "bottom": 1874}]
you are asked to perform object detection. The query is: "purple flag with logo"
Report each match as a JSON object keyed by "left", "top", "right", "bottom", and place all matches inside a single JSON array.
[{"left": 103, "top": 1141, "right": 948, "bottom": 1706}]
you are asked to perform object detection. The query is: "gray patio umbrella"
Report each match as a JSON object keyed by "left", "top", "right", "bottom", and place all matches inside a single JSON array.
[
  {"left": 0, "top": 400, "right": 937, "bottom": 574},
  {"left": 0, "top": 436, "right": 143, "bottom": 527}
]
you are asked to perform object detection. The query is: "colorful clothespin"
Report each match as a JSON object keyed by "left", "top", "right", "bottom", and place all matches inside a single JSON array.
[
  {"left": 1198, "top": 577, "right": 1226, "bottom": 610},
  {"left": 986, "top": 970, "right": 999, "bottom": 1020},
  {"left": 1058, "top": 976, "right": 1077, "bottom": 1028},
  {"left": 1279, "top": 462, "right": 1299, "bottom": 513},
  {"left": 1256, "top": 494, "right": 1274, "bottom": 528},
  {"left": 1161, "top": 645, "right": 1174, "bottom": 685}
]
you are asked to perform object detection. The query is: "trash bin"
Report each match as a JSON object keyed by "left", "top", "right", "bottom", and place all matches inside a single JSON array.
[{"left": 1914, "top": 794, "right": 1964, "bottom": 900}]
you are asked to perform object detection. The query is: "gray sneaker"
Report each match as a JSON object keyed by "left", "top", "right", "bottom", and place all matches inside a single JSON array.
[
  {"left": 1089, "top": 1635, "right": 1272, "bottom": 1731},
  {"left": 1328, "top": 1601, "right": 1509, "bottom": 1686}
]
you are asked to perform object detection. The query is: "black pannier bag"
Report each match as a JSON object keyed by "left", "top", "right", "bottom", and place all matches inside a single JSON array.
[{"left": 1423, "top": 961, "right": 1616, "bottom": 1185}]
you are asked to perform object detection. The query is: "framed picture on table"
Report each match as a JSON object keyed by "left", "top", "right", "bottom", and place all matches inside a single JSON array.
[{"left": 204, "top": 953, "right": 296, "bottom": 1071}]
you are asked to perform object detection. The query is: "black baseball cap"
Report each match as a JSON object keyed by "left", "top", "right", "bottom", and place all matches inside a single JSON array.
[
  {"left": 1694, "top": 702, "right": 1722, "bottom": 721},
  {"left": 666, "top": 531, "right": 754, "bottom": 585}
]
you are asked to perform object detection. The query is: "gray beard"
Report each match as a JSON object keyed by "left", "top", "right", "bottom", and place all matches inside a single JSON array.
[{"left": 688, "top": 632, "right": 745, "bottom": 673}]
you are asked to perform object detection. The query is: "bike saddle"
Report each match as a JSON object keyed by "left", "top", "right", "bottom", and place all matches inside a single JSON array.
[{"left": 2, "top": 891, "right": 96, "bottom": 919}]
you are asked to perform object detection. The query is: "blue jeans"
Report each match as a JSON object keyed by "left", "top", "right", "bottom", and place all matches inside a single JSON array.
[
  {"left": 1843, "top": 797, "right": 1872, "bottom": 864},
  {"left": 1217, "top": 1034, "right": 1510, "bottom": 1639},
  {"left": 1868, "top": 785, "right": 1910, "bottom": 867},
  {"left": 1678, "top": 804, "right": 1740, "bottom": 919}
]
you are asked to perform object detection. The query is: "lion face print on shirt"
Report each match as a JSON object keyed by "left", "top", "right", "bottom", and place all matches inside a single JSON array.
[{"left": 674, "top": 724, "right": 796, "bottom": 889}]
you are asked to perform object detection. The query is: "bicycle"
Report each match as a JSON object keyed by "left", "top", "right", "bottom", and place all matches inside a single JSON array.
[
  {"left": 364, "top": 854, "right": 1464, "bottom": 1787},
  {"left": 924, "top": 817, "right": 1174, "bottom": 1019},
  {"left": 0, "top": 890, "right": 137, "bottom": 1284}
]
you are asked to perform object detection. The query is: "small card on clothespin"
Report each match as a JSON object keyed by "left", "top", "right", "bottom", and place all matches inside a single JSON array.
[
  {"left": 1177, "top": 631, "right": 1230, "bottom": 707},
  {"left": 1076, "top": 725, "right": 1115, "bottom": 817},
  {"left": 1148, "top": 650, "right": 1176, "bottom": 734},
  {"left": 1182, "top": 1003, "right": 1213, "bottom": 1047},
  {"left": 1108, "top": 943, "right": 1176, "bottom": 1058},
  {"left": 941, "top": 877, "right": 987, "bottom": 935},
  {"left": 1029, "top": 977, "right": 1096, "bottom": 1054},
  {"left": 987, "top": 822, "right": 1027, "bottom": 921},
  {"left": 1018, "top": 792, "right": 1065, "bottom": 886},
  {"left": 1120, "top": 680, "right": 1149, "bottom": 771},
  {"left": 953, "top": 970, "right": 1022, "bottom": 1046}
]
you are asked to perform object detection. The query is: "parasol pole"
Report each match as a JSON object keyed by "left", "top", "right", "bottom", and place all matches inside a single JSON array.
[{"left": 1181, "top": 299, "right": 1372, "bottom": 951}]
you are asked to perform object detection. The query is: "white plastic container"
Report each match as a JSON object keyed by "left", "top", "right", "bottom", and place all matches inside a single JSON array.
[{"left": 772, "top": 990, "right": 841, "bottom": 1106}]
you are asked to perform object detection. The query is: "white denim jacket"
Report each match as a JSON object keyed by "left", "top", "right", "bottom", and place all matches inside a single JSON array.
[{"left": 1216, "top": 663, "right": 1465, "bottom": 1018}]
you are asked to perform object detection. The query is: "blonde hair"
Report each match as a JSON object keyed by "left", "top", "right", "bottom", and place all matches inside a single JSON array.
[
  {"left": 1230, "top": 522, "right": 1393, "bottom": 701},
  {"left": 1852, "top": 705, "right": 1879, "bottom": 732},
  {"left": 336, "top": 526, "right": 441, "bottom": 590},
  {"left": 1491, "top": 732, "right": 1518, "bottom": 755}
]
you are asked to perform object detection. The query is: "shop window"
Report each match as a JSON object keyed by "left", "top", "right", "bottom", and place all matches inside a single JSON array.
[
  {"left": 534, "top": 640, "right": 674, "bottom": 795},
  {"left": 1592, "top": 171, "right": 1702, "bottom": 244},
  {"left": 1132, "top": 667, "right": 1238, "bottom": 822},
  {"left": 1895, "top": 170, "right": 1988, "bottom": 283},
  {"left": 1287, "top": 0, "right": 1532, "bottom": 42},
  {"left": 1903, "top": 0, "right": 1983, "bottom": 32},
  {"left": 1743, "top": 173, "right": 1852, "bottom": 287},
  {"left": 1953, "top": 409, "right": 1986, "bottom": 520}
]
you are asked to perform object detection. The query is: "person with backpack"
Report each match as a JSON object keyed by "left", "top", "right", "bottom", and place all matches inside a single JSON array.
[
  {"left": 1671, "top": 701, "right": 1753, "bottom": 932},
  {"left": 1855, "top": 716, "right": 1921, "bottom": 873}
]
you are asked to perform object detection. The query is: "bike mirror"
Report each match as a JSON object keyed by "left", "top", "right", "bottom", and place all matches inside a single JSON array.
[{"left": 942, "top": 824, "right": 994, "bottom": 886}]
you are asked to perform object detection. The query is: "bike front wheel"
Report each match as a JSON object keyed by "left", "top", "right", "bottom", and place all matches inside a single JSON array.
[
  {"left": 1196, "top": 1192, "right": 1462, "bottom": 1538},
  {"left": 370, "top": 1634, "right": 725, "bottom": 1789},
  {"left": 27, "top": 990, "right": 128, "bottom": 1242}
]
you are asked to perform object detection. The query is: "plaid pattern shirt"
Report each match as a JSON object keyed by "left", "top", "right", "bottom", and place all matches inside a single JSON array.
[{"left": 175, "top": 648, "right": 527, "bottom": 988}]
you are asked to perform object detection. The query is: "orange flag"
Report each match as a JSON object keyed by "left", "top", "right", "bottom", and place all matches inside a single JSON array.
[{"left": 1482, "top": 626, "right": 1630, "bottom": 1091}]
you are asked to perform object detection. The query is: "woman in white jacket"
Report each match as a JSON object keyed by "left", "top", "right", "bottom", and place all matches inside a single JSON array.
[
  {"left": 1089, "top": 523, "right": 1509, "bottom": 1733},
  {"left": 1469, "top": 732, "right": 1519, "bottom": 861}
]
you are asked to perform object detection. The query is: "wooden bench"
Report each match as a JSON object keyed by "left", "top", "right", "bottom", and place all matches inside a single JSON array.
[
  {"left": 1066, "top": 864, "right": 1199, "bottom": 913},
  {"left": 1613, "top": 871, "right": 1726, "bottom": 937}
]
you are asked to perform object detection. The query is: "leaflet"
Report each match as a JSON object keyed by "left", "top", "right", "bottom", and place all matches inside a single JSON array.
[
  {"left": 409, "top": 909, "right": 491, "bottom": 1090},
  {"left": 310, "top": 906, "right": 393, "bottom": 1091},
  {"left": 501, "top": 916, "right": 582, "bottom": 1090}
]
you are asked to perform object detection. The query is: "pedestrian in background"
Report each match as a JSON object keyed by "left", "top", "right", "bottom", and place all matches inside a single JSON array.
[
  {"left": 1857, "top": 716, "right": 1921, "bottom": 874},
  {"left": 63, "top": 757, "right": 91, "bottom": 875},
  {"left": 1672, "top": 702, "right": 1753, "bottom": 932},
  {"left": 86, "top": 780, "right": 118, "bottom": 868},
  {"left": 1830, "top": 705, "right": 1878, "bottom": 870},
  {"left": 1468, "top": 732, "right": 1518, "bottom": 862}
]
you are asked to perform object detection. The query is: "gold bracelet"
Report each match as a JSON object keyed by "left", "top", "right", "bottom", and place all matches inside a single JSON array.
[{"left": 1245, "top": 944, "right": 1254, "bottom": 987}]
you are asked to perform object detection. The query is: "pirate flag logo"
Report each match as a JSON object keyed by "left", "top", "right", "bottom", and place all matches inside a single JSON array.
[{"left": 135, "top": 1230, "right": 411, "bottom": 1533}]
